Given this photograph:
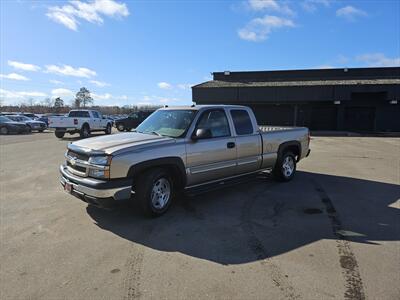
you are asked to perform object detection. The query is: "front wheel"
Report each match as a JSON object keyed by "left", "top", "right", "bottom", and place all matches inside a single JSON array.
[
  {"left": 273, "top": 152, "right": 296, "bottom": 182},
  {"left": 136, "top": 168, "right": 174, "bottom": 217},
  {"left": 0, "top": 126, "right": 8, "bottom": 135},
  {"left": 116, "top": 123, "right": 125, "bottom": 132},
  {"left": 105, "top": 123, "right": 112, "bottom": 134}
]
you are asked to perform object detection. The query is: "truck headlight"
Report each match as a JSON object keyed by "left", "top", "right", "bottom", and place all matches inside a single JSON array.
[
  {"left": 88, "top": 155, "right": 112, "bottom": 166},
  {"left": 88, "top": 168, "right": 110, "bottom": 179}
]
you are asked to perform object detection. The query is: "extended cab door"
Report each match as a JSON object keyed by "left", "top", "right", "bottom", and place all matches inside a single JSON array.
[
  {"left": 229, "top": 108, "right": 262, "bottom": 174},
  {"left": 185, "top": 109, "right": 237, "bottom": 186},
  {"left": 91, "top": 111, "right": 102, "bottom": 129}
]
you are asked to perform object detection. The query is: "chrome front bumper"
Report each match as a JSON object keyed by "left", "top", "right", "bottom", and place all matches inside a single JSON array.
[{"left": 59, "top": 165, "right": 132, "bottom": 206}]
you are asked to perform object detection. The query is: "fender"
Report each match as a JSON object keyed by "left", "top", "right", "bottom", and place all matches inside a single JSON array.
[
  {"left": 127, "top": 157, "right": 187, "bottom": 187},
  {"left": 277, "top": 141, "right": 301, "bottom": 161}
]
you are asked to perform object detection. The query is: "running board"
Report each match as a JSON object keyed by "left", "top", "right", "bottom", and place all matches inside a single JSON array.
[{"left": 184, "top": 170, "right": 272, "bottom": 197}]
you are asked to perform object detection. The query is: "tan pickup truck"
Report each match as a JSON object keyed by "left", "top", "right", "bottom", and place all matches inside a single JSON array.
[{"left": 60, "top": 105, "right": 310, "bottom": 216}]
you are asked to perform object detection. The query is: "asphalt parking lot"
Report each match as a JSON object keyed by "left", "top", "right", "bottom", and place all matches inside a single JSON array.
[{"left": 0, "top": 131, "right": 399, "bottom": 300}]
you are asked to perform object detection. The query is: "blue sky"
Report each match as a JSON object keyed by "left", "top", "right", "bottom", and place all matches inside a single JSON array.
[{"left": 1, "top": 0, "right": 399, "bottom": 107}]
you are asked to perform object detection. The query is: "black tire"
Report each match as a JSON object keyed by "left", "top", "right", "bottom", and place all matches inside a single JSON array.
[
  {"left": 55, "top": 131, "right": 65, "bottom": 138},
  {"left": 39, "top": 129, "right": 44, "bottom": 133},
  {"left": 273, "top": 151, "right": 296, "bottom": 182},
  {"left": 80, "top": 124, "right": 90, "bottom": 138},
  {"left": 116, "top": 123, "right": 125, "bottom": 132},
  {"left": 26, "top": 126, "right": 32, "bottom": 134},
  {"left": 126, "top": 128, "right": 132, "bottom": 132},
  {"left": 0, "top": 126, "right": 8, "bottom": 135},
  {"left": 105, "top": 123, "right": 112, "bottom": 134},
  {"left": 136, "top": 168, "right": 174, "bottom": 217}
]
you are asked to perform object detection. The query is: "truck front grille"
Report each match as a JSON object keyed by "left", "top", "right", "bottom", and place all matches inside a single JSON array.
[
  {"left": 66, "top": 161, "right": 87, "bottom": 173},
  {"left": 67, "top": 150, "right": 89, "bottom": 161}
]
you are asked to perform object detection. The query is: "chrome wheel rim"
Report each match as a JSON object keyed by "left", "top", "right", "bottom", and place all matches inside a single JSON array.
[
  {"left": 151, "top": 178, "right": 171, "bottom": 210},
  {"left": 1, "top": 127, "right": 7, "bottom": 134},
  {"left": 282, "top": 156, "right": 294, "bottom": 178},
  {"left": 118, "top": 124, "right": 124, "bottom": 131}
]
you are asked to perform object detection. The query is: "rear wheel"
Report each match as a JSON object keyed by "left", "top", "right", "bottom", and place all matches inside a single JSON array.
[
  {"left": 105, "top": 123, "right": 112, "bottom": 134},
  {"left": 0, "top": 126, "right": 8, "bottom": 135},
  {"left": 117, "top": 123, "right": 125, "bottom": 132},
  {"left": 39, "top": 129, "right": 44, "bottom": 133},
  {"left": 136, "top": 168, "right": 174, "bottom": 217},
  {"left": 55, "top": 131, "right": 65, "bottom": 138},
  {"left": 80, "top": 124, "right": 90, "bottom": 138},
  {"left": 273, "top": 151, "right": 296, "bottom": 182}
]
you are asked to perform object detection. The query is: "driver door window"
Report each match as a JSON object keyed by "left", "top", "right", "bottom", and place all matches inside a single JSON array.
[{"left": 196, "top": 110, "right": 230, "bottom": 138}]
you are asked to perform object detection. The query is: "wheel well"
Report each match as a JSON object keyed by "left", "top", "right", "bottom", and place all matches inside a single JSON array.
[
  {"left": 82, "top": 123, "right": 90, "bottom": 130},
  {"left": 279, "top": 142, "right": 301, "bottom": 161},
  {"left": 128, "top": 158, "right": 187, "bottom": 190}
]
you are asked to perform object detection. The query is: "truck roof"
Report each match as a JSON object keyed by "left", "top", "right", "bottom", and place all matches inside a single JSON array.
[{"left": 160, "top": 104, "right": 248, "bottom": 110}]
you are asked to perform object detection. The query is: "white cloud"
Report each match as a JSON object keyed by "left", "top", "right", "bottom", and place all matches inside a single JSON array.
[
  {"left": 336, "top": 6, "right": 367, "bottom": 21},
  {"left": 0, "top": 89, "right": 47, "bottom": 104},
  {"left": 301, "top": 0, "right": 330, "bottom": 13},
  {"left": 47, "top": 0, "right": 129, "bottom": 31},
  {"left": 0, "top": 73, "right": 30, "bottom": 81},
  {"left": 356, "top": 53, "right": 400, "bottom": 67},
  {"left": 8, "top": 60, "right": 41, "bottom": 72},
  {"left": 238, "top": 15, "right": 295, "bottom": 42},
  {"left": 92, "top": 92, "right": 113, "bottom": 100},
  {"left": 314, "top": 64, "right": 335, "bottom": 69},
  {"left": 177, "top": 83, "right": 193, "bottom": 90},
  {"left": 49, "top": 79, "right": 64, "bottom": 85},
  {"left": 90, "top": 80, "right": 110, "bottom": 87},
  {"left": 45, "top": 64, "right": 97, "bottom": 78},
  {"left": 158, "top": 82, "right": 172, "bottom": 89},
  {"left": 51, "top": 88, "right": 75, "bottom": 98},
  {"left": 247, "top": 0, "right": 294, "bottom": 15}
]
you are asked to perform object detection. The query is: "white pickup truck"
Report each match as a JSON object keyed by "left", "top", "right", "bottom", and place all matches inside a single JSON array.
[{"left": 49, "top": 110, "right": 113, "bottom": 138}]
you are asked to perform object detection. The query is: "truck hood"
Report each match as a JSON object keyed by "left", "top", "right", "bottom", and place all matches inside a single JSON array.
[{"left": 69, "top": 132, "right": 174, "bottom": 154}]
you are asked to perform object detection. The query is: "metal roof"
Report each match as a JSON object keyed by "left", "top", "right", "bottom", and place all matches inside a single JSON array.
[{"left": 193, "top": 78, "right": 400, "bottom": 89}]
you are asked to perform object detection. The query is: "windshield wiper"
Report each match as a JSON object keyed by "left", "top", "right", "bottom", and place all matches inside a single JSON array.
[{"left": 147, "top": 131, "right": 163, "bottom": 136}]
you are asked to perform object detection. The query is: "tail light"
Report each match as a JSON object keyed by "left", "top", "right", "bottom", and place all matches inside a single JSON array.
[{"left": 74, "top": 118, "right": 78, "bottom": 125}]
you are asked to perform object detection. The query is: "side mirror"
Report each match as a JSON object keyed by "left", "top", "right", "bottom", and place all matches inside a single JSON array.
[{"left": 192, "top": 128, "right": 212, "bottom": 140}]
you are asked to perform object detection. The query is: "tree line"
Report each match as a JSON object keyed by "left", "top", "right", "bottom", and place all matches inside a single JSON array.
[{"left": 0, "top": 87, "right": 162, "bottom": 115}]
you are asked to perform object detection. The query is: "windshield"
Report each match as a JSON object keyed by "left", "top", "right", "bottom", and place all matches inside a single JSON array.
[{"left": 136, "top": 109, "right": 197, "bottom": 138}]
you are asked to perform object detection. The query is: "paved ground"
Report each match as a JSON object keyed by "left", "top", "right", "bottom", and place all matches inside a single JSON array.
[{"left": 0, "top": 131, "right": 399, "bottom": 300}]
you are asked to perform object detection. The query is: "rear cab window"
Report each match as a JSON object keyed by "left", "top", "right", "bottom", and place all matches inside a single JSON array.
[
  {"left": 230, "top": 109, "right": 254, "bottom": 135},
  {"left": 69, "top": 111, "right": 90, "bottom": 118}
]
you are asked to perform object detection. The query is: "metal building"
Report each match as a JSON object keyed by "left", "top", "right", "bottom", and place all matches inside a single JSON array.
[{"left": 192, "top": 67, "right": 400, "bottom": 132}]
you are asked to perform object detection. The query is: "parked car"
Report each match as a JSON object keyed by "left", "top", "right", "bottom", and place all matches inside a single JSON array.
[
  {"left": 48, "top": 109, "right": 113, "bottom": 138},
  {"left": 37, "top": 113, "right": 64, "bottom": 126},
  {"left": 115, "top": 111, "right": 153, "bottom": 131},
  {"left": 22, "top": 113, "right": 39, "bottom": 120},
  {"left": 0, "top": 116, "right": 31, "bottom": 134},
  {"left": 59, "top": 105, "right": 311, "bottom": 217},
  {"left": 6, "top": 115, "right": 47, "bottom": 132}
]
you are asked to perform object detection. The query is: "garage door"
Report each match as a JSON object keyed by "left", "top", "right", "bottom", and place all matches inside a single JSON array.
[{"left": 344, "top": 107, "right": 375, "bottom": 131}]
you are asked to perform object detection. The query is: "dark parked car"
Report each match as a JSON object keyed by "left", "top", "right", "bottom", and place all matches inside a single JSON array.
[
  {"left": 115, "top": 111, "right": 153, "bottom": 131},
  {"left": 0, "top": 116, "right": 31, "bottom": 134},
  {"left": 6, "top": 115, "right": 47, "bottom": 132},
  {"left": 37, "top": 114, "right": 64, "bottom": 126},
  {"left": 22, "top": 113, "right": 39, "bottom": 120}
]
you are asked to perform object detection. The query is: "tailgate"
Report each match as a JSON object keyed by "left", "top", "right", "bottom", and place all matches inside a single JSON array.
[{"left": 48, "top": 117, "right": 75, "bottom": 128}]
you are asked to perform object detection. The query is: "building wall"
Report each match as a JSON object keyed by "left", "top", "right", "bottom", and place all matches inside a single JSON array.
[{"left": 193, "top": 85, "right": 400, "bottom": 132}]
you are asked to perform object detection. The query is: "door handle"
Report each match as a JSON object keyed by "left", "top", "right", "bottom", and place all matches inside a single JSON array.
[{"left": 227, "top": 142, "right": 235, "bottom": 149}]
